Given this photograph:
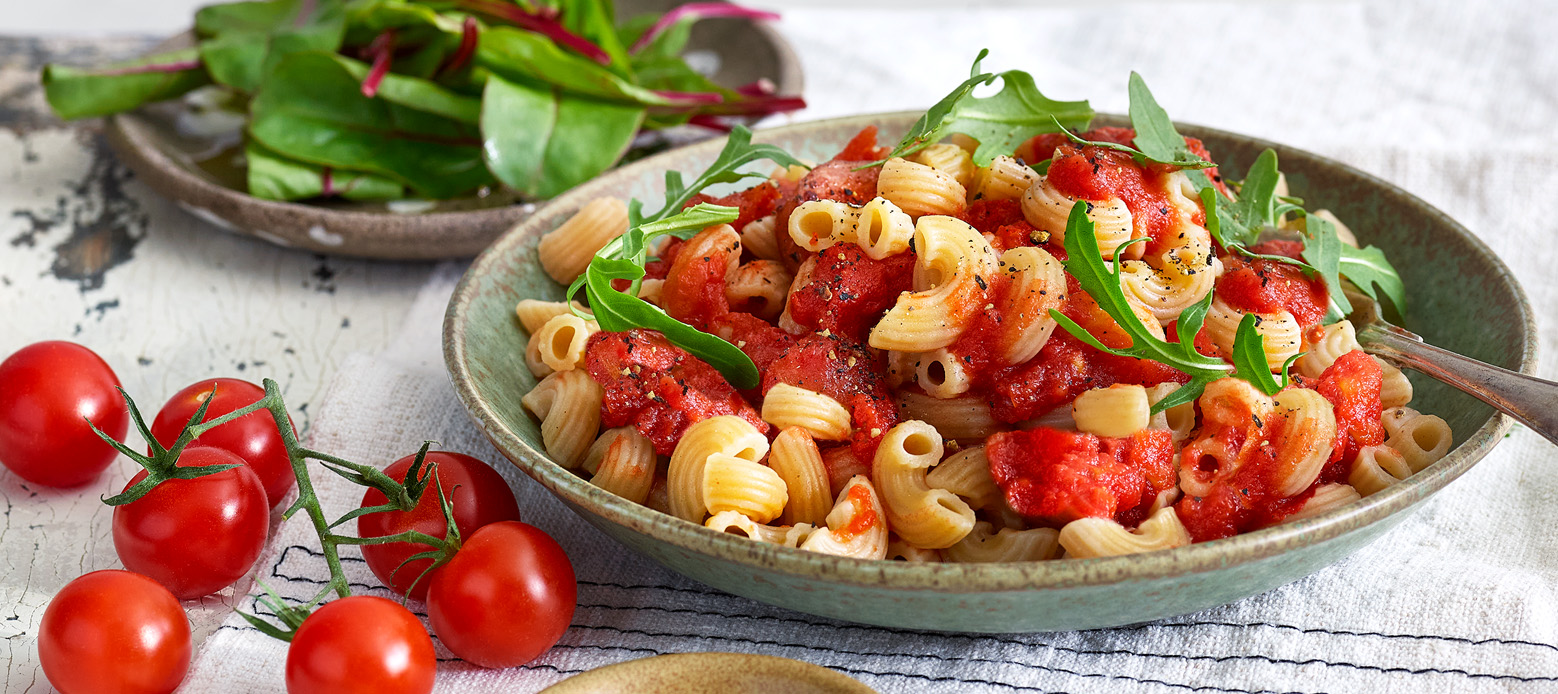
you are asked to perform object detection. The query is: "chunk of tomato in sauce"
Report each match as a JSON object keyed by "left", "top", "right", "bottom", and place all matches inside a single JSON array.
[
  {"left": 833, "top": 125, "right": 891, "bottom": 162},
  {"left": 584, "top": 330, "right": 766, "bottom": 455},
  {"left": 762, "top": 333, "right": 897, "bottom": 462},
  {"left": 684, "top": 181, "right": 782, "bottom": 232},
  {"left": 774, "top": 160, "right": 881, "bottom": 269},
  {"left": 1313, "top": 350, "right": 1385, "bottom": 480},
  {"left": 1174, "top": 410, "right": 1318, "bottom": 542},
  {"left": 661, "top": 226, "right": 740, "bottom": 330},
  {"left": 986, "top": 427, "right": 1175, "bottom": 528},
  {"left": 785, "top": 244, "right": 916, "bottom": 343},
  {"left": 707, "top": 312, "right": 794, "bottom": 374},
  {"left": 1017, "top": 127, "right": 1230, "bottom": 196},
  {"left": 1216, "top": 252, "right": 1330, "bottom": 328}
]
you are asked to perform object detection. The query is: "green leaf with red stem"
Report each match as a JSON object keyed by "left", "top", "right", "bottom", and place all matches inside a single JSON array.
[{"left": 42, "top": 49, "right": 211, "bottom": 120}]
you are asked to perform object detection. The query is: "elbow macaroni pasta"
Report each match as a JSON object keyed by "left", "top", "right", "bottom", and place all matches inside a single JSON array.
[{"left": 511, "top": 117, "right": 1452, "bottom": 567}]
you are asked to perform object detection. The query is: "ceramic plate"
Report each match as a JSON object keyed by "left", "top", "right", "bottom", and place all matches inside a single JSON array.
[
  {"left": 443, "top": 112, "right": 1536, "bottom": 632},
  {"left": 539, "top": 653, "right": 876, "bottom": 694},
  {"left": 101, "top": 1, "right": 803, "bottom": 260}
]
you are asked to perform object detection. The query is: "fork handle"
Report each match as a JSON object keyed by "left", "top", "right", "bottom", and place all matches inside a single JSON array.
[{"left": 1358, "top": 323, "right": 1558, "bottom": 446}]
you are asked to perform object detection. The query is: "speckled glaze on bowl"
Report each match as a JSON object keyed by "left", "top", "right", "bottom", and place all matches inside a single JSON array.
[
  {"left": 102, "top": 1, "right": 803, "bottom": 260},
  {"left": 443, "top": 112, "right": 1537, "bottom": 632},
  {"left": 538, "top": 653, "right": 877, "bottom": 694}
]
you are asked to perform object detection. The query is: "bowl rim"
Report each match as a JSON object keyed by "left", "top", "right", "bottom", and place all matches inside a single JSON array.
[
  {"left": 101, "top": 17, "right": 805, "bottom": 260},
  {"left": 444, "top": 110, "right": 1537, "bottom": 594}
]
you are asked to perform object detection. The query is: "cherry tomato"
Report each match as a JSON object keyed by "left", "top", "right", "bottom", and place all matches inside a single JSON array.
[
  {"left": 38, "top": 570, "right": 191, "bottom": 694},
  {"left": 0, "top": 341, "right": 128, "bottom": 487},
  {"left": 151, "top": 378, "right": 295, "bottom": 507},
  {"left": 427, "top": 521, "right": 576, "bottom": 668},
  {"left": 286, "top": 596, "right": 435, "bottom": 694},
  {"left": 112, "top": 447, "right": 269, "bottom": 600},
  {"left": 358, "top": 451, "right": 521, "bottom": 601}
]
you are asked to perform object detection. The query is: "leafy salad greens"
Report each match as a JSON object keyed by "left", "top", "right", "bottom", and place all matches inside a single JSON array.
[
  {"left": 41, "top": 0, "right": 803, "bottom": 202},
  {"left": 563, "top": 53, "right": 1407, "bottom": 408}
]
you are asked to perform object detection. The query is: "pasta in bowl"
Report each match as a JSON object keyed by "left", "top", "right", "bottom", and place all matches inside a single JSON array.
[{"left": 443, "top": 65, "right": 1534, "bottom": 632}]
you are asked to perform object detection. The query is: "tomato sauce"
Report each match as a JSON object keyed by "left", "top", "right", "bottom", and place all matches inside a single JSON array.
[
  {"left": 1313, "top": 350, "right": 1385, "bottom": 480},
  {"left": 661, "top": 226, "right": 740, "bottom": 330},
  {"left": 1017, "top": 126, "right": 1230, "bottom": 197},
  {"left": 986, "top": 427, "right": 1175, "bottom": 528},
  {"left": 772, "top": 129, "right": 885, "bottom": 270},
  {"left": 762, "top": 333, "right": 897, "bottom": 462},
  {"left": 786, "top": 244, "right": 916, "bottom": 343},
  {"left": 684, "top": 181, "right": 782, "bottom": 232},
  {"left": 1174, "top": 408, "right": 1316, "bottom": 542},
  {"left": 831, "top": 482, "right": 880, "bottom": 542},
  {"left": 584, "top": 330, "right": 767, "bottom": 455},
  {"left": 1216, "top": 252, "right": 1329, "bottom": 327}
]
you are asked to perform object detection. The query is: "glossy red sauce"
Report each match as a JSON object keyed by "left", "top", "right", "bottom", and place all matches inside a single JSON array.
[
  {"left": 834, "top": 125, "right": 892, "bottom": 162},
  {"left": 661, "top": 226, "right": 739, "bottom": 330},
  {"left": 1174, "top": 408, "right": 1316, "bottom": 542},
  {"left": 774, "top": 152, "right": 881, "bottom": 269},
  {"left": 986, "top": 427, "right": 1174, "bottom": 528},
  {"left": 684, "top": 180, "right": 782, "bottom": 232},
  {"left": 1216, "top": 252, "right": 1329, "bottom": 327},
  {"left": 762, "top": 333, "right": 897, "bottom": 462},
  {"left": 1017, "top": 127, "right": 1230, "bottom": 196},
  {"left": 1313, "top": 350, "right": 1385, "bottom": 480},
  {"left": 644, "top": 238, "right": 685, "bottom": 281},
  {"left": 1046, "top": 145, "right": 1185, "bottom": 249},
  {"left": 786, "top": 244, "right": 916, "bottom": 343},
  {"left": 832, "top": 483, "right": 880, "bottom": 542},
  {"left": 584, "top": 330, "right": 767, "bottom": 455},
  {"left": 707, "top": 312, "right": 794, "bottom": 373}
]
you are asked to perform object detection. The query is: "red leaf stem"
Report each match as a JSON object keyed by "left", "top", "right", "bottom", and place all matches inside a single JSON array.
[
  {"left": 321, "top": 167, "right": 335, "bottom": 197},
  {"left": 438, "top": 16, "right": 480, "bottom": 76},
  {"left": 653, "top": 89, "right": 724, "bottom": 105},
  {"left": 687, "top": 114, "right": 734, "bottom": 132},
  {"left": 630, "top": 3, "right": 781, "bottom": 54},
  {"left": 457, "top": 0, "right": 612, "bottom": 65},
  {"left": 361, "top": 30, "right": 396, "bottom": 98},
  {"left": 734, "top": 79, "right": 777, "bottom": 97}
]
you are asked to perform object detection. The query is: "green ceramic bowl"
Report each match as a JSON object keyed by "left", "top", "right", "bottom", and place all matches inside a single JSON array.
[{"left": 443, "top": 112, "right": 1536, "bottom": 632}]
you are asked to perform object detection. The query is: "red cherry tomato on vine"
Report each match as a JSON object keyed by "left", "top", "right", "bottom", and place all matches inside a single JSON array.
[
  {"left": 112, "top": 447, "right": 269, "bottom": 600},
  {"left": 0, "top": 341, "right": 128, "bottom": 487},
  {"left": 151, "top": 378, "right": 295, "bottom": 507},
  {"left": 427, "top": 521, "right": 576, "bottom": 668},
  {"left": 286, "top": 596, "right": 435, "bottom": 694},
  {"left": 358, "top": 451, "right": 521, "bottom": 601},
  {"left": 39, "top": 570, "right": 191, "bottom": 694}
]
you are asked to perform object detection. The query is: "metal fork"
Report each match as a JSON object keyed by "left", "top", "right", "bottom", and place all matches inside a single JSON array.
[{"left": 1351, "top": 294, "right": 1558, "bottom": 446}]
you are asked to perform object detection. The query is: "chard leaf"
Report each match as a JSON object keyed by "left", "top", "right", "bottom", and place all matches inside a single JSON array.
[
  {"left": 250, "top": 51, "right": 494, "bottom": 198},
  {"left": 557, "top": 0, "right": 632, "bottom": 71},
  {"left": 1230, "top": 313, "right": 1283, "bottom": 396},
  {"left": 880, "top": 50, "right": 1093, "bottom": 166},
  {"left": 475, "top": 26, "right": 678, "bottom": 105},
  {"left": 246, "top": 141, "right": 404, "bottom": 201},
  {"left": 197, "top": 0, "right": 347, "bottom": 93},
  {"left": 42, "top": 49, "right": 211, "bottom": 120},
  {"left": 1339, "top": 244, "right": 1408, "bottom": 317},
  {"left": 480, "top": 74, "right": 645, "bottom": 198},
  {"left": 327, "top": 54, "right": 482, "bottom": 122}
]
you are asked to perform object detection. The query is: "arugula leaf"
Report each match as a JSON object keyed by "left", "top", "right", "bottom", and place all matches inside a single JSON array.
[
  {"left": 42, "top": 49, "right": 211, "bottom": 120},
  {"left": 1047, "top": 202, "right": 1236, "bottom": 413},
  {"left": 1230, "top": 314, "right": 1283, "bottom": 396},
  {"left": 563, "top": 126, "right": 805, "bottom": 389},
  {"left": 1298, "top": 211, "right": 1350, "bottom": 322},
  {"left": 1338, "top": 243, "right": 1408, "bottom": 317},
  {"left": 480, "top": 74, "right": 646, "bottom": 198},
  {"left": 1126, "top": 71, "right": 1206, "bottom": 168},
  {"left": 1050, "top": 117, "right": 1214, "bottom": 170},
  {"left": 576, "top": 204, "right": 760, "bottom": 389},
  {"left": 631, "top": 125, "right": 805, "bottom": 225},
  {"left": 246, "top": 141, "right": 404, "bottom": 201},
  {"left": 879, "top": 50, "right": 1093, "bottom": 166}
]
